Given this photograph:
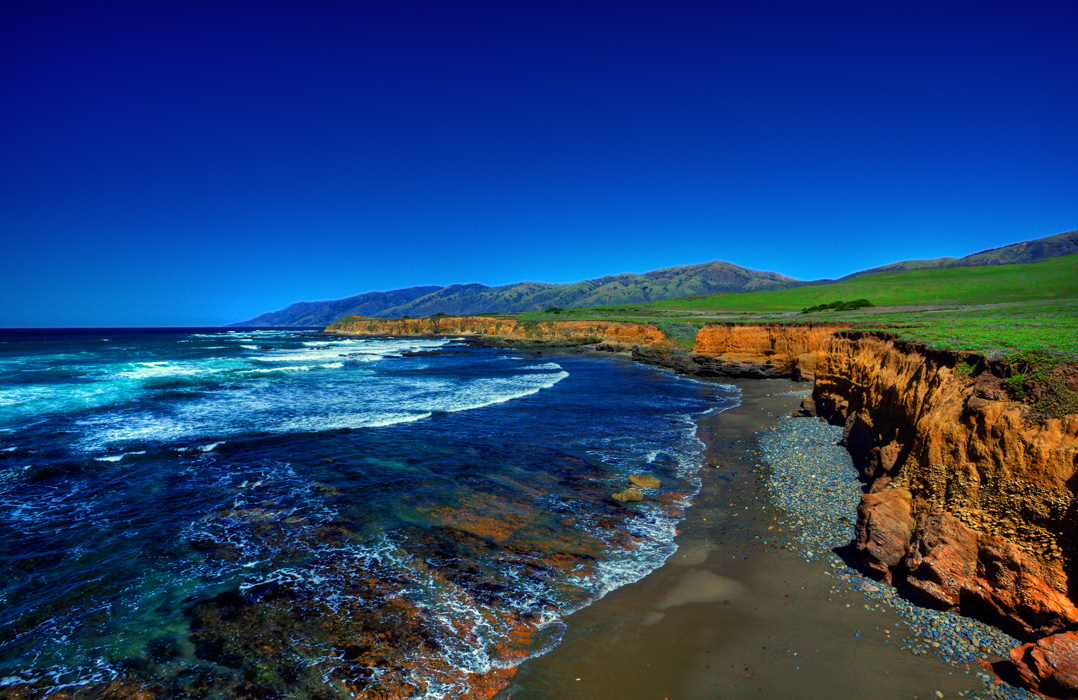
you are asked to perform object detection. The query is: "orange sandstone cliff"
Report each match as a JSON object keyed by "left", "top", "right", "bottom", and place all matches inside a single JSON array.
[
  {"left": 692, "top": 322, "right": 848, "bottom": 381},
  {"left": 325, "top": 315, "right": 671, "bottom": 349},
  {"left": 812, "top": 332, "right": 1078, "bottom": 696}
]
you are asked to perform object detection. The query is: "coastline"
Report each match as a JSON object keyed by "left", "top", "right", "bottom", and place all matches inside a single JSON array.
[{"left": 496, "top": 378, "right": 996, "bottom": 700}]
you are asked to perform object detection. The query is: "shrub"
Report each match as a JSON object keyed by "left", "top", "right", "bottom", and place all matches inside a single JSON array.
[
  {"left": 801, "top": 299, "right": 875, "bottom": 314},
  {"left": 544, "top": 307, "right": 564, "bottom": 314}
]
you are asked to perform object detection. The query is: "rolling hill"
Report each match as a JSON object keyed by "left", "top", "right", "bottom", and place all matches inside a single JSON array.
[{"left": 234, "top": 260, "right": 799, "bottom": 327}]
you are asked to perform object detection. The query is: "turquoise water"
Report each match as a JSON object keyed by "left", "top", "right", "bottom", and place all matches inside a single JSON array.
[{"left": 0, "top": 328, "right": 737, "bottom": 698}]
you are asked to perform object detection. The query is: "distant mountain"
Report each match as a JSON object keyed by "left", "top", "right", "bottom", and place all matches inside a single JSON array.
[
  {"left": 838, "top": 230, "right": 1078, "bottom": 281},
  {"left": 234, "top": 260, "right": 800, "bottom": 327}
]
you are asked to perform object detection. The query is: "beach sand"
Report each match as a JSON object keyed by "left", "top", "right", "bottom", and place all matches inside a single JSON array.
[{"left": 497, "top": 378, "right": 986, "bottom": 700}]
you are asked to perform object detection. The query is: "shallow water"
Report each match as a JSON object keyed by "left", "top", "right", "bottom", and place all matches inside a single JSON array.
[{"left": 0, "top": 328, "right": 736, "bottom": 698}]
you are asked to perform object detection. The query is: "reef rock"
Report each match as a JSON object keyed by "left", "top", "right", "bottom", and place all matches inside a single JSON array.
[
  {"left": 612, "top": 488, "right": 645, "bottom": 503},
  {"left": 629, "top": 474, "right": 661, "bottom": 489}
]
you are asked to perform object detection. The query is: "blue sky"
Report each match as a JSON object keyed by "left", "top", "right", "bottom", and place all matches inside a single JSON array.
[{"left": 2, "top": 0, "right": 1076, "bottom": 326}]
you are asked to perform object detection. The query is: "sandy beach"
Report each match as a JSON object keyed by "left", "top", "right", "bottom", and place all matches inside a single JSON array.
[{"left": 497, "top": 378, "right": 998, "bottom": 700}]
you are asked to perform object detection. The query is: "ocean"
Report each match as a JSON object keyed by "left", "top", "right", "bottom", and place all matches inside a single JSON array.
[{"left": 0, "top": 328, "right": 737, "bottom": 699}]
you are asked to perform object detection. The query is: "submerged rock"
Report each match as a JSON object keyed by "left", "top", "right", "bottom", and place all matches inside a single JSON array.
[
  {"left": 612, "top": 488, "right": 644, "bottom": 503},
  {"left": 628, "top": 474, "right": 660, "bottom": 489}
]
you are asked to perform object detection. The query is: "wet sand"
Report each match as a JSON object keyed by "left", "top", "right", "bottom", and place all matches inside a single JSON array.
[{"left": 497, "top": 378, "right": 983, "bottom": 700}]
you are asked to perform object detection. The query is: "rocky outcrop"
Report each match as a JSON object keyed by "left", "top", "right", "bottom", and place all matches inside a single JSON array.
[
  {"left": 692, "top": 323, "right": 850, "bottom": 381},
  {"left": 1007, "top": 631, "right": 1078, "bottom": 699},
  {"left": 811, "top": 331, "right": 1078, "bottom": 692},
  {"left": 326, "top": 316, "right": 671, "bottom": 350}
]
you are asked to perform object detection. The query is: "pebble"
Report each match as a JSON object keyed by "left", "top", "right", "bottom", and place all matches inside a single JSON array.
[{"left": 756, "top": 416, "right": 1039, "bottom": 700}]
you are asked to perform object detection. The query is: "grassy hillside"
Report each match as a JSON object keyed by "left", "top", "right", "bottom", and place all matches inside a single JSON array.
[{"left": 651, "top": 253, "right": 1078, "bottom": 312}]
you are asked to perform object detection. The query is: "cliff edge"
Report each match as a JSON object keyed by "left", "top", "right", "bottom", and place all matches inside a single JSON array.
[{"left": 325, "top": 315, "right": 671, "bottom": 350}]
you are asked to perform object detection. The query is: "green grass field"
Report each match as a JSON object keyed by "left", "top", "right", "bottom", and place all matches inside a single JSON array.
[
  {"left": 511, "top": 255, "right": 1078, "bottom": 358},
  {"left": 649, "top": 253, "right": 1078, "bottom": 312},
  {"left": 855, "top": 300, "right": 1078, "bottom": 357}
]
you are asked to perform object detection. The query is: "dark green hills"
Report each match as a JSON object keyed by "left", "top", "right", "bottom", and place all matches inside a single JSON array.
[{"left": 234, "top": 260, "right": 798, "bottom": 327}]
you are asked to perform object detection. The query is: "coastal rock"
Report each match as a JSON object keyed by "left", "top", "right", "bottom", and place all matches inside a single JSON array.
[
  {"left": 631, "top": 347, "right": 794, "bottom": 380},
  {"left": 1006, "top": 632, "right": 1078, "bottom": 699},
  {"left": 903, "top": 510, "right": 979, "bottom": 610},
  {"left": 854, "top": 486, "right": 914, "bottom": 584},
  {"left": 612, "top": 488, "right": 645, "bottom": 503},
  {"left": 629, "top": 474, "right": 661, "bottom": 489},
  {"left": 962, "top": 536, "right": 1078, "bottom": 640}
]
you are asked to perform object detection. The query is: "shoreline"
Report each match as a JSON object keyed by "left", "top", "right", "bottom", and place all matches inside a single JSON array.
[{"left": 496, "top": 377, "right": 1007, "bottom": 700}]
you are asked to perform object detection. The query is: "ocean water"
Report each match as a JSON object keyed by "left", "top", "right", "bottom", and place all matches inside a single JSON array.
[{"left": 0, "top": 328, "right": 738, "bottom": 699}]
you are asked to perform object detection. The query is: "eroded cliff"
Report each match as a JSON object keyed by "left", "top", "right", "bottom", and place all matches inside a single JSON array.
[
  {"left": 811, "top": 332, "right": 1078, "bottom": 693},
  {"left": 693, "top": 322, "right": 849, "bottom": 380},
  {"left": 325, "top": 315, "right": 671, "bottom": 349}
]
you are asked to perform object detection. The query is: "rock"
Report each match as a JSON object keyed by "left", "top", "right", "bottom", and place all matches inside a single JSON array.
[
  {"left": 612, "top": 488, "right": 644, "bottom": 503},
  {"left": 960, "top": 535, "right": 1078, "bottom": 640},
  {"left": 903, "top": 511, "right": 978, "bottom": 610},
  {"left": 855, "top": 487, "right": 914, "bottom": 584},
  {"left": 1006, "top": 631, "right": 1078, "bottom": 699},
  {"left": 629, "top": 474, "right": 660, "bottom": 489}
]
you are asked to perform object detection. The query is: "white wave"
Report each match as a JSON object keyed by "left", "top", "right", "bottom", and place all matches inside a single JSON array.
[
  {"left": 241, "top": 345, "right": 258, "bottom": 350},
  {"left": 320, "top": 362, "right": 343, "bottom": 369},
  {"left": 434, "top": 371, "right": 569, "bottom": 413},
  {"left": 278, "top": 412, "right": 432, "bottom": 434},
  {"left": 199, "top": 441, "right": 225, "bottom": 452},
  {"left": 94, "top": 455, "right": 124, "bottom": 462},
  {"left": 239, "top": 365, "right": 312, "bottom": 374},
  {"left": 519, "top": 362, "right": 563, "bottom": 371}
]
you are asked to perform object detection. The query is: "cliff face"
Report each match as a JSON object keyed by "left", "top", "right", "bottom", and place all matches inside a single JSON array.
[
  {"left": 325, "top": 316, "right": 671, "bottom": 349},
  {"left": 812, "top": 333, "right": 1078, "bottom": 644},
  {"left": 692, "top": 322, "right": 849, "bottom": 381}
]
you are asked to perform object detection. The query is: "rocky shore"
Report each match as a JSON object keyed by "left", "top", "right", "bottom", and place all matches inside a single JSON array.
[{"left": 328, "top": 316, "right": 1078, "bottom": 698}]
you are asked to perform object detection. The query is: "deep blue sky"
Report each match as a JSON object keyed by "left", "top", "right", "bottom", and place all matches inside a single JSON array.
[{"left": 2, "top": 1, "right": 1076, "bottom": 326}]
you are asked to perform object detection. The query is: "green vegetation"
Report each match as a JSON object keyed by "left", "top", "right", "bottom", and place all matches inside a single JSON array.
[
  {"left": 857, "top": 300, "right": 1078, "bottom": 357},
  {"left": 953, "top": 360, "right": 977, "bottom": 379},
  {"left": 656, "top": 321, "right": 705, "bottom": 349},
  {"left": 430, "top": 312, "right": 447, "bottom": 317},
  {"left": 997, "top": 349, "right": 1078, "bottom": 420},
  {"left": 801, "top": 299, "right": 874, "bottom": 314},
  {"left": 543, "top": 306, "right": 564, "bottom": 314},
  {"left": 651, "top": 254, "right": 1078, "bottom": 312}
]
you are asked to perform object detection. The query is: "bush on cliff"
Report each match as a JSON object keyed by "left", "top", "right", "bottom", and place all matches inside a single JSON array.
[{"left": 801, "top": 299, "right": 875, "bottom": 314}]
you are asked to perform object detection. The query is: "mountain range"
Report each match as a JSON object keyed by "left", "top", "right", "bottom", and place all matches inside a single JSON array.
[{"left": 235, "top": 230, "right": 1077, "bottom": 327}]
